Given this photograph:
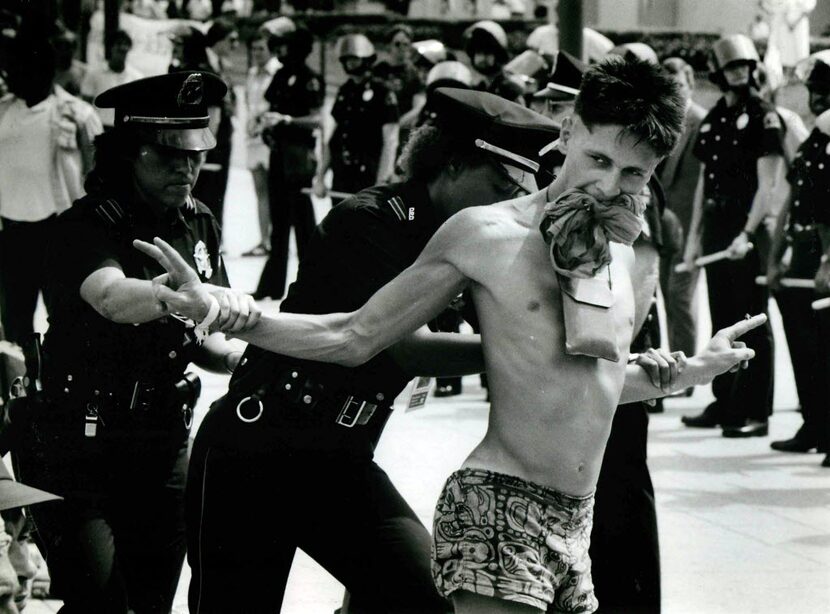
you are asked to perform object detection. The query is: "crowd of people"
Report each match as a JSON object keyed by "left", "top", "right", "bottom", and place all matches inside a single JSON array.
[{"left": 0, "top": 4, "right": 827, "bottom": 614}]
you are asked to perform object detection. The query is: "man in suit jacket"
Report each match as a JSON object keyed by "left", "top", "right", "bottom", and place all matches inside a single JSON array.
[{"left": 658, "top": 57, "right": 707, "bottom": 361}]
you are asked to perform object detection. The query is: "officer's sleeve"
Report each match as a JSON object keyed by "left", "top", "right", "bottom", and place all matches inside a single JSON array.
[
  {"left": 54, "top": 215, "right": 124, "bottom": 291},
  {"left": 324, "top": 203, "right": 413, "bottom": 305}
]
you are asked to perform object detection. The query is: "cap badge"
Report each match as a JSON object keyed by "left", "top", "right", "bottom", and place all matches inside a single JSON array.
[
  {"left": 362, "top": 88, "right": 374, "bottom": 102},
  {"left": 736, "top": 113, "right": 749, "bottom": 130},
  {"left": 288, "top": 74, "right": 297, "bottom": 87},
  {"left": 177, "top": 74, "right": 204, "bottom": 108},
  {"left": 193, "top": 240, "right": 213, "bottom": 279}
]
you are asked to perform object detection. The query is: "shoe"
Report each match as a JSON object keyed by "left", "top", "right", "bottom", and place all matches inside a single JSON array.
[
  {"left": 434, "top": 385, "right": 462, "bottom": 397},
  {"left": 770, "top": 437, "right": 819, "bottom": 453},
  {"left": 242, "top": 244, "right": 269, "bottom": 257},
  {"left": 681, "top": 406, "right": 721, "bottom": 428},
  {"left": 722, "top": 420, "right": 769, "bottom": 438}
]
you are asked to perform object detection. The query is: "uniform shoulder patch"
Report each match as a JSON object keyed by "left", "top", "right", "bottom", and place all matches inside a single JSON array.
[
  {"left": 386, "top": 195, "right": 407, "bottom": 222},
  {"left": 764, "top": 111, "right": 782, "bottom": 130}
]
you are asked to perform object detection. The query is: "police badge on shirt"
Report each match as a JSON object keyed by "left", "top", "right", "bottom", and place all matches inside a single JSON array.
[{"left": 193, "top": 240, "right": 213, "bottom": 279}]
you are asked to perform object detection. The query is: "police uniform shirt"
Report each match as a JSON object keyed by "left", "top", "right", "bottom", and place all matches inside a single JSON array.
[
  {"left": 233, "top": 180, "right": 439, "bottom": 401},
  {"left": 330, "top": 76, "right": 400, "bottom": 170},
  {"left": 263, "top": 63, "right": 324, "bottom": 134},
  {"left": 373, "top": 60, "right": 422, "bottom": 115},
  {"left": 41, "top": 194, "right": 229, "bottom": 390},
  {"left": 693, "top": 94, "right": 784, "bottom": 210},
  {"left": 788, "top": 127, "right": 830, "bottom": 227}
]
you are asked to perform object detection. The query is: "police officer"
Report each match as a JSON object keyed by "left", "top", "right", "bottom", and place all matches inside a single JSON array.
[
  {"left": 183, "top": 88, "right": 559, "bottom": 614},
  {"left": 253, "top": 26, "right": 323, "bottom": 301},
  {"left": 463, "top": 20, "right": 510, "bottom": 90},
  {"left": 682, "top": 34, "right": 779, "bottom": 437},
  {"left": 314, "top": 33, "right": 400, "bottom": 199},
  {"left": 14, "top": 72, "right": 258, "bottom": 613},
  {"left": 768, "top": 50, "right": 830, "bottom": 463},
  {"left": 373, "top": 24, "right": 423, "bottom": 117}
]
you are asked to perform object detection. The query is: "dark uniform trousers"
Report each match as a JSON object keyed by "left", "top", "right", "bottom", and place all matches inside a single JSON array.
[
  {"left": 186, "top": 394, "right": 449, "bottom": 614},
  {"left": 591, "top": 404, "right": 660, "bottom": 614},
  {"left": 773, "top": 231, "right": 830, "bottom": 448},
  {"left": 0, "top": 216, "right": 55, "bottom": 345},
  {"left": 703, "top": 220, "right": 775, "bottom": 423},
  {"left": 16, "top": 400, "right": 188, "bottom": 613},
  {"left": 256, "top": 134, "right": 316, "bottom": 299}
]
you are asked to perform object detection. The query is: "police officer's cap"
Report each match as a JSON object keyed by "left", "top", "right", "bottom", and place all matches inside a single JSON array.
[
  {"left": 533, "top": 50, "right": 585, "bottom": 101},
  {"left": 95, "top": 71, "right": 227, "bottom": 151},
  {"left": 710, "top": 34, "right": 759, "bottom": 72},
  {"left": 430, "top": 87, "right": 559, "bottom": 174}
]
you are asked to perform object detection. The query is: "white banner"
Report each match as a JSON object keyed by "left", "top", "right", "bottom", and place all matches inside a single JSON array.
[{"left": 86, "top": 11, "right": 207, "bottom": 77}]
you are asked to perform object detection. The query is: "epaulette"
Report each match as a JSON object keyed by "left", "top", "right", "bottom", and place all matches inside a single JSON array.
[
  {"left": 91, "top": 198, "right": 132, "bottom": 235},
  {"left": 385, "top": 195, "right": 410, "bottom": 222}
]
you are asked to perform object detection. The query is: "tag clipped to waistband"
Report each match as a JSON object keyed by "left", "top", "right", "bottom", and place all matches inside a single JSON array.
[{"left": 406, "top": 377, "right": 433, "bottom": 412}]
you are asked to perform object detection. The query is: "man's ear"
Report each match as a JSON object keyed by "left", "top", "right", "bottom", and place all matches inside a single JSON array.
[{"left": 558, "top": 115, "right": 574, "bottom": 154}]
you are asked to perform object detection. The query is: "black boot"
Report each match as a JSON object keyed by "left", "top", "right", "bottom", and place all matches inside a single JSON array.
[{"left": 681, "top": 403, "right": 722, "bottom": 428}]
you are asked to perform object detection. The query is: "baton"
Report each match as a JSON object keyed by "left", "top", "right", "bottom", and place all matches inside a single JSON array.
[
  {"left": 301, "top": 187, "right": 355, "bottom": 200},
  {"left": 755, "top": 276, "right": 815, "bottom": 289},
  {"left": 674, "top": 243, "right": 754, "bottom": 273},
  {"left": 812, "top": 297, "right": 830, "bottom": 310}
]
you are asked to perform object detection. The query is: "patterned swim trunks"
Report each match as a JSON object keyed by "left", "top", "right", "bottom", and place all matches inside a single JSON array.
[{"left": 431, "top": 468, "right": 598, "bottom": 613}]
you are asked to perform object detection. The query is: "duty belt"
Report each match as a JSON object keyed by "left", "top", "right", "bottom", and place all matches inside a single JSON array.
[{"left": 233, "top": 366, "right": 391, "bottom": 429}]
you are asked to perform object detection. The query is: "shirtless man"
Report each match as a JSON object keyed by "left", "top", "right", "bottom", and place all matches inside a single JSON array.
[{"left": 138, "top": 58, "right": 764, "bottom": 613}]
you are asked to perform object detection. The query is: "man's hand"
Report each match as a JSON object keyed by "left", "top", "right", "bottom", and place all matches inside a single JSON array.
[
  {"left": 727, "top": 231, "right": 753, "bottom": 260},
  {"left": 134, "top": 238, "right": 261, "bottom": 332},
  {"left": 633, "top": 348, "right": 687, "bottom": 392},
  {"left": 690, "top": 314, "right": 767, "bottom": 385}
]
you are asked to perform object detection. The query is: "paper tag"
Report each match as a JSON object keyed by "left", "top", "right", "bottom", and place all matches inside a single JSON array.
[{"left": 406, "top": 377, "right": 433, "bottom": 412}]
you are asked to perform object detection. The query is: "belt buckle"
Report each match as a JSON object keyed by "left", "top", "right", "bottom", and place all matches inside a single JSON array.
[{"left": 336, "top": 396, "right": 375, "bottom": 428}]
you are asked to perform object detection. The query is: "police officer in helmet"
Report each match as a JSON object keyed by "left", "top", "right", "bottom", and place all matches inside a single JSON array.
[
  {"left": 14, "top": 71, "right": 260, "bottom": 613},
  {"left": 314, "top": 33, "right": 400, "bottom": 199},
  {"left": 682, "top": 34, "right": 779, "bottom": 436}
]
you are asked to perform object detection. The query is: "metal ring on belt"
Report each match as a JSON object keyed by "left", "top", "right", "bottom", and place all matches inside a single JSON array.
[{"left": 236, "top": 396, "right": 264, "bottom": 423}]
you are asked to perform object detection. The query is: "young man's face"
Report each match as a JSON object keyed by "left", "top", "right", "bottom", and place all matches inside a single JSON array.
[
  {"left": 251, "top": 38, "right": 271, "bottom": 68},
  {"left": 133, "top": 143, "right": 206, "bottom": 209},
  {"left": 723, "top": 62, "right": 751, "bottom": 88},
  {"left": 558, "top": 115, "right": 661, "bottom": 201},
  {"left": 808, "top": 82, "right": 830, "bottom": 116}
]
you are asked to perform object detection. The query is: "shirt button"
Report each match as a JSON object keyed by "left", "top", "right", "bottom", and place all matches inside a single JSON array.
[
  {"left": 376, "top": 393, "right": 385, "bottom": 401},
  {"left": 291, "top": 371, "right": 298, "bottom": 378},
  {"left": 709, "top": 173, "right": 715, "bottom": 179},
  {"left": 715, "top": 135, "right": 721, "bottom": 141},
  {"left": 733, "top": 140, "right": 737, "bottom": 145},
  {"left": 701, "top": 139, "right": 706, "bottom": 145},
  {"left": 806, "top": 161, "right": 812, "bottom": 166},
  {"left": 798, "top": 180, "right": 804, "bottom": 185},
  {"left": 721, "top": 117, "right": 726, "bottom": 122},
  {"left": 303, "top": 395, "right": 313, "bottom": 404},
  {"left": 794, "top": 200, "right": 800, "bottom": 206},
  {"left": 66, "top": 374, "right": 73, "bottom": 381},
  {"left": 712, "top": 155, "right": 718, "bottom": 160},
  {"left": 285, "top": 383, "right": 292, "bottom": 391},
  {"left": 169, "top": 351, "right": 177, "bottom": 359},
  {"left": 820, "top": 163, "right": 825, "bottom": 169}
]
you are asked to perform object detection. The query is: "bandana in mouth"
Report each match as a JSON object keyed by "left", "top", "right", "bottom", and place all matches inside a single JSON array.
[{"left": 539, "top": 188, "right": 646, "bottom": 279}]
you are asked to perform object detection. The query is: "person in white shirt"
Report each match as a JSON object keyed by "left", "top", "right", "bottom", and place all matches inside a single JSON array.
[
  {"left": 80, "top": 30, "right": 142, "bottom": 129},
  {"left": 0, "top": 30, "right": 102, "bottom": 345},
  {"left": 242, "top": 28, "right": 280, "bottom": 257}
]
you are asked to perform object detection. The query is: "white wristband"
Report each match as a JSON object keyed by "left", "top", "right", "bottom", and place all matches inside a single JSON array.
[{"left": 195, "top": 295, "right": 220, "bottom": 333}]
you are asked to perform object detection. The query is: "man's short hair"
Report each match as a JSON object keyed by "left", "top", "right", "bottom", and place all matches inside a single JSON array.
[
  {"left": 398, "top": 123, "right": 489, "bottom": 182},
  {"left": 574, "top": 56, "right": 684, "bottom": 157},
  {"left": 662, "top": 56, "right": 694, "bottom": 86},
  {"left": 387, "top": 24, "right": 413, "bottom": 43}
]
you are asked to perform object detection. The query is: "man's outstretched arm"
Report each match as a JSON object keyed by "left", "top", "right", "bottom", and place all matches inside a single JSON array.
[
  {"left": 619, "top": 314, "right": 766, "bottom": 404},
  {"left": 134, "top": 210, "right": 477, "bottom": 367}
]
